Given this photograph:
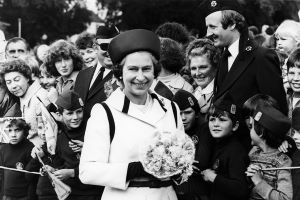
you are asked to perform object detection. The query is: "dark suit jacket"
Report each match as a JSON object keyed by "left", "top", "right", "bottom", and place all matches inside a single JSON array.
[
  {"left": 214, "top": 35, "right": 288, "bottom": 115},
  {"left": 74, "top": 66, "right": 115, "bottom": 124}
]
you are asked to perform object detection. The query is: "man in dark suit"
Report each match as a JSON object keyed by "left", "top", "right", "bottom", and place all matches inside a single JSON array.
[
  {"left": 74, "top": 25, "right": 119, "bottom": 125},
  {"left": 203, "top": 0, "right": 288, "bottom": 150}
]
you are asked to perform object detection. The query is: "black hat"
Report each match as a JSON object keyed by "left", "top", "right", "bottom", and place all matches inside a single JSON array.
[
  {"left": 201, "top": 0, "right": 243, "bottom": 17},
  {"left": 96, "top": 25, "right": 119, "bottom": 39},
  {"left": 108, "top": 29, "right": 160, "bottom": 65},
  {"left": 253, "top": 105, "right": 291, "bottom": 136},
  {"left": 55, "top": 91, "right": 84, "bottom": 111},
  {"left": 213, "top": 93, "right": 240, "bottom": 116},
  {"left": 292, "top": 107, "right": 300, "bottom": 130},
  {"left": 173, "top": 90, "right": 200, "bottom": 113}
]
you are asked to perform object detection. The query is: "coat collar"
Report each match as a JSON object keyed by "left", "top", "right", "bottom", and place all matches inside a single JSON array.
[
  {"left": 20, "top": 80, "right": 42, "bottom": 107},
  {"left": 106, "top": 88, "right": 168, "bottom": 126}
]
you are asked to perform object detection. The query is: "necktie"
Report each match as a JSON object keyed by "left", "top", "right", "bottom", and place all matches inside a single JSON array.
[
  {"left": 90, "top": 67, "right": 105, "bottom": 89},
  {"left": 218, "top": 48, "right": 231, "bottom": 85},
  {"left": 98, "top": 67, "right": 105, "bottom": 81}
]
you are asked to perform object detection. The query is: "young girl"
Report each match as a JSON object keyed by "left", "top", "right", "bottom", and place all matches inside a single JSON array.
[
  {"left": 201, "top": 95, "right": 249, "bottom": 200},
  {"left": 246, "top": 105, "right": 293, "bottom": 200},
  {"left": 43, "top": 40, "right": 84, "bottom": 95}
]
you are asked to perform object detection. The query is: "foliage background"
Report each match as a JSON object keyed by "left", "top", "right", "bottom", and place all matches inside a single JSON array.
[{"left": 0, "top": 0, "right": 299, "bottom": 47}]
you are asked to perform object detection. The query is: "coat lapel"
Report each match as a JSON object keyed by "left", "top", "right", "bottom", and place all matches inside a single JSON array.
[
  {"left": 87, "top": 70, "right": 113, "bottom": 100},
  {"left": 216, "top": 39, "right": 257, "bottom": 99},
  {"left": 78, "top": 67, "right": 95, "bottom": 102}
]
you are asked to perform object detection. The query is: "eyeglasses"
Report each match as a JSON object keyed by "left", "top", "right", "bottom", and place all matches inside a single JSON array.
[{"left": 96, "top": 43, "right": 109, "bottom": 51}]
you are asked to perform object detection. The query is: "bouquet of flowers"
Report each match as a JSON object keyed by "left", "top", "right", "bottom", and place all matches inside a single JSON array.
[{"left": 140, "top": 130, "right": 195, "bottom": 184}]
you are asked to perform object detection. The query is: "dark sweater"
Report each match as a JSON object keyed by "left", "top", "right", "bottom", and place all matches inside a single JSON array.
[
  {"left": 175, "top": 122, "right": 213, "bottom": 198},
  {"left": 0, "top": 139, "right": 34, "bottom": 197},
  {"left": 209, "top": 135, "right": 250, "bottom": 200}
]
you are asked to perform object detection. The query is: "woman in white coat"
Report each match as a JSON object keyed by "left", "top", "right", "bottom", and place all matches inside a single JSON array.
[{"left": 79, "top": 29, "right": 184, "bottom": 200}]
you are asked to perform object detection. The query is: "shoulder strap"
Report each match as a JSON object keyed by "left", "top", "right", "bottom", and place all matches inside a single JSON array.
[
  {"left": 101, "top": 103, "right": 115, "bottom": 143},
  {"left": 171, "top": 101, "right": 178, "bottom": 128}
]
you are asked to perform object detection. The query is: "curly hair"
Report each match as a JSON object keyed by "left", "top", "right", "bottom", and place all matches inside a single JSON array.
[
  {"left": 75, "top": 32, "right": 96, "bottom": 50},
  {"left": 186, "top": 38, "right": 221, "bottom": 69},
  {"left": 160, "top": 38, "right": 185, "bottom": 73},
  {"left": 0, "top": 59, "right": 32, "bottom": 83},
  {"left": 221, "top": 10, "right": 247, "bottom": 34},
  {"left": 155, "top": 22, "right": 190, "bottom": 46},
  {"left": 43, "top": 39, "right": 84, "bottom": 77}
]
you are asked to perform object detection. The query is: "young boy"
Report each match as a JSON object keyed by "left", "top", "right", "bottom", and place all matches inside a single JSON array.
[
  {"left": 32, "top": 91, "right": 103, "bottom": 199},
  {"left": 286, "top": 48, "right": 300, "bottom": 118},
  {"left": 201, "top": 95, "right": 249, "bottom": 200},
  {"left": 0, "top": 119, "right": 34, "bottom": 200},
  {"left": 172, "top": 89, "right": 213, "bottom": 200},
  {"left": 246, "top": 105, "right": 293, "bottom": 200}
]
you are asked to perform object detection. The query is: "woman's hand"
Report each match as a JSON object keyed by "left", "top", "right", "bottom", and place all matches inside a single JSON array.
[
  {"left": 53, "top": 169, "right": 75, "bottom": 180},
  {"left": 201, "top": 169, "right": 217, "bottom": 182},
  {"left": 245, "top": 164, "right": 263, "bottom": 185},
  {"left": 69, "top": 140, "right": 83, "bottom": 153}
]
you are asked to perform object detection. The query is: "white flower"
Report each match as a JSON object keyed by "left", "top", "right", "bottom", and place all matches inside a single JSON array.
[{"left": 140, "top": 130, "right": 195, "bottom": 181}]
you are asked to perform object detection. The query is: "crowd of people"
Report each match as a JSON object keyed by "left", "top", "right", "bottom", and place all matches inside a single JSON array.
[{"left": 0, "top": 0, "right": 300, "bottom": 199}]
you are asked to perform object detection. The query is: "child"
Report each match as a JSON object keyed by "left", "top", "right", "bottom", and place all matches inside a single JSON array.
[
  {"left": 39, "top": 63, "right": 58, "bottom": 104},
  {"left": 245, "top": 105, "right": 293, "bottom": 200},
  {"left": 274, "top": 20, "right": 300, "bottom": 91},
  {"left": 31, "top": 91, "right": 103, "bottom": 200},
  {"left": 172, "top": 89, "right": 213, "bottom": 200},
  {"left": 286, "top": 48, "right": 300, "bottom": 118},
  {"left": 201, "top": 95, "right": 249, "bottom": 200},
  {"left": 0, "top": 119, "right": 35, "bottom": 200}
]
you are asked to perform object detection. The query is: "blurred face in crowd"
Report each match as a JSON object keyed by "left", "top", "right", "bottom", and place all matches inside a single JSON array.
[
  {"left": 208, "top": 112, "right": 238, "bottom": 138},
  {"left": 6, "top": 41, "right": 28, "bottom": 60},
  {"left": 205, "top": 11, "right": 235, "bottom": 47},
  {"left": 275, "top": 33, "right": 298, "bottom": 55},
  {"left": 79, "top": 46, "right": 99, "bottom": 68},
  {"left": 7, "top": 124, "right": 25, "bottom": 145},
  {"left": 190, "top": 54, "right": 216, "bottom": 89},
  {"left": 61, "top": 107, "right": 83, "bottom": 129},
  {"left": 96, "top": 38, "right": 113, "bottom": 68},
  {"left": 288, "top": 66, "right": 300, "bottom": 95},
  {"left": 180, "top": 107, "right": 197, "bottom": 131},
  {"left": 4, "top": 71, "right": 30, "bottom": 97},
  {"left": 54, "top": 58, "right": 74, "bottom": 78},
  {"left": 40, "top": 68, "right": 56, "bottom": 91},
  {"left": 122, "top": 51, "right": 155, "bottom": 105},
  {"left": 248, "top": 117, "right": 263, "bottom": 146}
]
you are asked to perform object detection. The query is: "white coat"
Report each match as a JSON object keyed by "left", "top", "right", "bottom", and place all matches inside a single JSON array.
[{"left": 79, "top": 88, "right": 184, "bottom": 200}]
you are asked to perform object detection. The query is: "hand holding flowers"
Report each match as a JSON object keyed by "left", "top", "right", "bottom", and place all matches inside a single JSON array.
[{"left": 140, "top": 130, "right": 195, "bottom": 185}]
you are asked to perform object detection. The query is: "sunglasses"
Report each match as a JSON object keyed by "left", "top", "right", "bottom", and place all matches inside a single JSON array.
[{"left": 96, "top": 43, "right": 109, "bottom": 51}]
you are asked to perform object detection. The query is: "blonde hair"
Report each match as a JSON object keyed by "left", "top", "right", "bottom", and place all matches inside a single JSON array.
[{"left": 275, "top": 20, "right": 300, "bottom": 43}]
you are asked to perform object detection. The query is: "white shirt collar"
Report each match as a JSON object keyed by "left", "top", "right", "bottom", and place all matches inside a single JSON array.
[
  {"left": 228, "top": 38, "right": 239, "bottom": 59},
  {"left": 201, "top": 79, "right": 214, "bottom": 95}
]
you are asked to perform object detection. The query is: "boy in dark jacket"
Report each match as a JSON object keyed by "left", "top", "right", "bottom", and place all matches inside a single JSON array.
[
  {"left": 31, "top": 91, "right": 103, "bottom": 200},
  {"left": 172, "top": 89, "right": 213, "bottom": 200},
  {"left": 0, "top": 119, "right": 34, "bottom": 200},
  {"left": 201, "top": 94, "right": 249, "bottom": 200}
]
